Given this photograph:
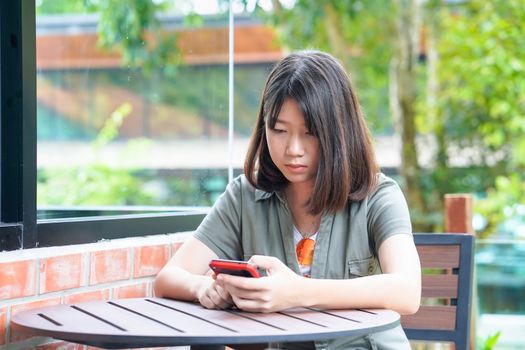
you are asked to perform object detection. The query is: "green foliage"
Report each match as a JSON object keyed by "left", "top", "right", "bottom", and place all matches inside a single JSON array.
[
  {"left": 37, "top": 0, "right": 181, "bottom": 76},
  {"left": 438, "top": 0, "right": 525, "bottom": 150},
  {"left": 96, "top": 0, "right": 180, "bottom": 76},
  {"left": 36, "top": 0, "right": 97, "bottom": 14},
  {"left": 38, "top": 103, "right": 154, "bottom": 206},
  {"left": 477, "top": 331, "right": 501, "bottom": 350},
  {"left": 92, "top": 103, "right": 132, "bottom": 150},
  {"left": 436, "top": 0, "right": 525, "bottom": 236},
  {"left": 165, "top": 177, "right": 202, "bottom": 206},
  {"left": 476, "top": 174, "right": 525, "bottom": 238},
  {"left": 37, "top": 102, "right": 226, "bottom": 207},
  {"left": 37, "top": 165, "right": 154, "bottom": 206}
]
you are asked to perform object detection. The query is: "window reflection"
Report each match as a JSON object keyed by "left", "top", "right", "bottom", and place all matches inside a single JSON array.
[{"left": 35, "top": 2, "right": 280, "bottom": 218}]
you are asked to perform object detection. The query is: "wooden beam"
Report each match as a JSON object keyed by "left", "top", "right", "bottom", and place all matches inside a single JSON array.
[{"left": 444, "top": 194, "right": 473, "bottom": 235}]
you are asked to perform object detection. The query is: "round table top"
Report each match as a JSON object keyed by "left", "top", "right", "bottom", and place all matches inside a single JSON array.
[{"left": 12, "top": 297, "right": 400, "bottom": 349}]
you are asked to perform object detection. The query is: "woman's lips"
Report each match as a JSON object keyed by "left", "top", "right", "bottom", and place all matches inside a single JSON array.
[{"left": 285, "top": 164, "right": 307, "bottom": 173}]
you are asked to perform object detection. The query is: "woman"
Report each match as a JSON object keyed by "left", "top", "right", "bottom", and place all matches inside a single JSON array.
[{"left": 155, "top": 50, "right": 421, "bottom": 349}]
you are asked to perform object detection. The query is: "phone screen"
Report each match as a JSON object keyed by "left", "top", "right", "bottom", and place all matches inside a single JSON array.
[{"left": 209, "top": 259, "right": 260, "bottom": 278}]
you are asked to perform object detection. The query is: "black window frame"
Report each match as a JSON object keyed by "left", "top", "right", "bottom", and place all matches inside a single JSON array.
[{"left": 1, "top": 1, "right": 206, "bottom": 251}]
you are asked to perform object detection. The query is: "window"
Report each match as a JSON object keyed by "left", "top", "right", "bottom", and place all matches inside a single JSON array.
[{"left": 2, "top": 1, "right": 278, "bottom": 250}]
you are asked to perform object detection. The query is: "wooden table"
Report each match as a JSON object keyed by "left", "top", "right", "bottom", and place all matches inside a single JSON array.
[{"left": 12, "top": 297, "right": 400, "bottom": 349}]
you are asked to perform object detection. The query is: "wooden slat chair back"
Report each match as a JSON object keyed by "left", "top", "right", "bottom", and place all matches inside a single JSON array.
[{"left": 402, "top": 233, "right": 475, "bottom": 350}]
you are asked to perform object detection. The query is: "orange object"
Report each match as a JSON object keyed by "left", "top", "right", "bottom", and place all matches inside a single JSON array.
[{"left": 296, "top": 238, "right": 315, "bottom": 266}]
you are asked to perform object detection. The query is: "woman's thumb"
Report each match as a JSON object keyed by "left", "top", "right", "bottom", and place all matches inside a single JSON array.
[{"left": 248, "top": 255, "right": 280, "bottom": 271}]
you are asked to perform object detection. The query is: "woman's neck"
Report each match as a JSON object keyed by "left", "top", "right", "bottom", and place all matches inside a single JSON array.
[
  {"left": 285, "top": 183, "right": 320, "bottom": 237},
  {"left": 285, "top": 181, "right": 314, "bottom": 207}
]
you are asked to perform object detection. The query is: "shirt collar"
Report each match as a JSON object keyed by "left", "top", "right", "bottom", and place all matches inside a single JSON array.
[{"left": 254, "top": 188, "right": 287, "bottom": 204}]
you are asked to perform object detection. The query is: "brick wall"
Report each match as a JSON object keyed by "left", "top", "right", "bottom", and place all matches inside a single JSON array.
[{"left": 0, "top": 232, "right": 191, "bottom": 350}]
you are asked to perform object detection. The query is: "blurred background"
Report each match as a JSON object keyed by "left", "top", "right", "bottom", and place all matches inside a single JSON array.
[{"left": 34, "top": 0, "right": 524, "bottom": 348}]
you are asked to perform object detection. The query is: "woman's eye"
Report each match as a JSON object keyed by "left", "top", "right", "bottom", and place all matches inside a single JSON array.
[{"left": 272, "top": 128, "right": 286, "bottom": 133}]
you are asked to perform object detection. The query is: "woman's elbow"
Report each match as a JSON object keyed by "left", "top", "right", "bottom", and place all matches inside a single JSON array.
[
  {"left": 396, "top": 284, "right": 421, "bottom": 315},
  {"left": 154, "top": 266, "right": 176, "bottom": 298},
  {"left": 398, "top": 298, "right": 420, "bottom": 315},
  {"left": 153, "top": 271, "right": 166, "bottom": 297}
]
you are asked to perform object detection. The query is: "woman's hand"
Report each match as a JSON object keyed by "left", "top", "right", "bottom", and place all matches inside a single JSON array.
[
  {"left": 196, "top": 276, "right": 233, "bottom": 310},
  {"left": 215, "top": 255, "right": 302, "bottom": 313}
]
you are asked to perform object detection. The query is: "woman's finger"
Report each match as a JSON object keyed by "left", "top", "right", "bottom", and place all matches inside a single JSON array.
[
  {"left": 215, "top": 284, "right": 233, "bottom": 304},
  {"left": 248, "top": 255, "right": 281, "bottom": 272},
  {"left": 232, "top": 295, "right": 271, "bottom": 313},
  {"left": 226, "top": 285, "right": 268, "bottom": 301},
  {"left": 218, "top": 277, "right": 266, "bottom": 299},
  {"left": 208, "top": 288, "right": 225, "bottom": 307},
  {"left": 200, "top": 294, "right": 214, "bottom": 309},
  {"left": 217, "top": 273, "right": 265, "bottom": 292}
]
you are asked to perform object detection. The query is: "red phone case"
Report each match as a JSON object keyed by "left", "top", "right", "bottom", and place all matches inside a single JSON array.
[{"left": 209, "top": 259, "right": 260, "bottom": 278}]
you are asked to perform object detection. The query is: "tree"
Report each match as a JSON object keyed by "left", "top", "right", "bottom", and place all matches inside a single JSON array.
[
  {"left": 433, "top": 0, "right": 525, "bottom": 237},
  {"left": 390, "top": 0, "right": 429, "bottom": 230}
]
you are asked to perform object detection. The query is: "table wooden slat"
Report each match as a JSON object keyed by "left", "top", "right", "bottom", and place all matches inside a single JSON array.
[
  {"left": 73, "top": 300, "right": 185, "bottom": 335},
  {"left": 13, "top": 304, "right": 126, "bottom": 335},
  {"left": 154, "top": 298, "right": 331, "bottom": 334},
  {"left": 115, "top": 298, "right": 245, "bottom": 334}
]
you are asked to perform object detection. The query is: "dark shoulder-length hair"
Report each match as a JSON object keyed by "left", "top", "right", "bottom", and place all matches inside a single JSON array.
[{"left": 244, "top": 50, "right": 378, "bottom": 215}]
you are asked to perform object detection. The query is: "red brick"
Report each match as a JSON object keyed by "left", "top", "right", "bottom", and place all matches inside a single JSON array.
[
  {"left": 10, "top": 297, "right": 61, "bottom": 342},
  {"left": 0, "top": 260, "right": 36, "bottom": 299},
  {"left": 40, "top": 254, "right": 84, "bottom": 294},
  {"left": 133, "top": 245, "right": 170, "bottom": 278},
  {"left": 89, "top": 249, "right": 131, "bottom": 285},
  {"left": 64, "top": 289, "right": 110, "bottom": 304},
  {"left": 35, "top": 340, "right": 85, "bottom": 349},
  {"left": 0, "top": 307, "right": 6, "bottom": 345},
  {"left": 113, "top": 282, "right": 148, "bottom": 299}
]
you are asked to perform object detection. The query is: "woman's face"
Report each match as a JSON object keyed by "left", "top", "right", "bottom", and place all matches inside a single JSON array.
[{"left": 265, "top": 98, "right": 320, "bottom": 187}]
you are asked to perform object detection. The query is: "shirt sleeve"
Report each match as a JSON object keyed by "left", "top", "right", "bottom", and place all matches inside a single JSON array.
[
  {"left": 367, "top": 174, "right": 413, "bottom": 253},
  {"left": 193, "top": 176, "right": 243, "bottom": 260}
]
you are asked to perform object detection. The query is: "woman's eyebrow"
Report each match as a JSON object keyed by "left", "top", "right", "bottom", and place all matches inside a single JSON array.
[{"left": 274, "top": 118, "right": 306, "bottom": 127}]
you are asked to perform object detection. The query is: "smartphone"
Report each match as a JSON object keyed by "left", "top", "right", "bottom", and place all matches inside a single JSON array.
[{"left": 209, "top": 259, "right": 260, "bottom": 278}]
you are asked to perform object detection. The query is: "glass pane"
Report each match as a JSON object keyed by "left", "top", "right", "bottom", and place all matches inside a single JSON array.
[
  {"left": 36, "top": 1, "right": 230, "bottom": 218},
  {"left": 476, "top": 239, "right": 525, "bottom": 348},
  {"left": 476, "top": 239, "right": 525, "bottom": 315}
]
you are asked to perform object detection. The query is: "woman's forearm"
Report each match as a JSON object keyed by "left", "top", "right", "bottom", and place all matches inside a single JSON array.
[
  {"left": 154, "top": 265, "right": 213, "bottom": 301},
  {"left": 300, "top": 273, "right": 421, "bottom": 315},
  {"left": 153, "top": 237, "right": 220, "bottom": 301}
]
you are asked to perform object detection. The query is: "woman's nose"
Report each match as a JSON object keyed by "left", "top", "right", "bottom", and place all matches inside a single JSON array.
[{"left": 285, "top": 135, "right": 305, "bottom": 156}]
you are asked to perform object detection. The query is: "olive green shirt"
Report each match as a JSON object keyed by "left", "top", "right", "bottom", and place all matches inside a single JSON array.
[{"left": 194, "top": 174, "right": 413, "bottom": 350}]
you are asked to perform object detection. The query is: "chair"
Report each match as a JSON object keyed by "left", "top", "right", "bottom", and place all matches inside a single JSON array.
[{"left": 402, "top": 233, "right": 475, "bottom": 350}]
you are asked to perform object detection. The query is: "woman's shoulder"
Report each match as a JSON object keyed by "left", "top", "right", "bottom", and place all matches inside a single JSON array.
[
  {"left": 229, "top": 174, "right": 254, "bottom": 193},
  {"left": 372, "top": 173, "right": 403, "bottom": 194},
  {"left": 366, "top": 173, "right": 407, "bottom": 207},
  {"left": 348, "top": 173, "right": 404, "bottom": 208},
  {"left": 229, "top": 174, "right": 274, "bottom": 201}
]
